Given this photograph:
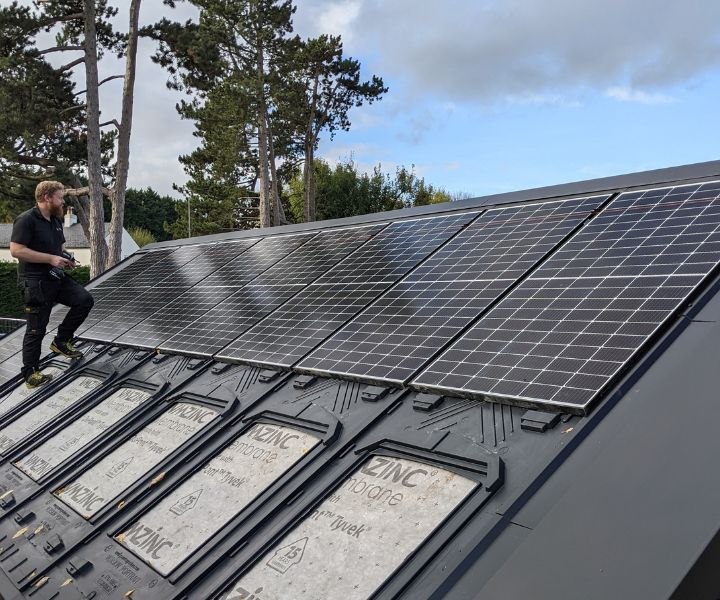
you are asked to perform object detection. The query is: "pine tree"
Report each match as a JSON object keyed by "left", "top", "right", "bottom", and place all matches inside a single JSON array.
[
  {"left": 147, "top": 0, "right": 297, "bottom": 228},
  {"left": 282, "top": 35, "right": 386, "bottom": 222}
]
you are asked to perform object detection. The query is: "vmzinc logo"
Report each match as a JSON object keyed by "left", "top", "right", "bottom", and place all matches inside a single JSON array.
[{"left": 341, "top": 455, "right": 433, "bottom": 507}]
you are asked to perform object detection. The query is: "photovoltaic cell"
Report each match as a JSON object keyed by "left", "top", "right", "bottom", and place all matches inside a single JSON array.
[
  {"left": 115, "top": 244, "right": 207, "bottom": 289},
  {"left": 216, "top": 212, "right": 480, "bottom": 368},
  {"left": 79, "top": 240, "right": 261, "bottom": 343},
  {"left": 125, "top": 233, "right": 317, "bottom": 355},
  {"left": 112, "top": 287, "right": 237, "bottom": 351},
  {"left": 413, "top": 181, "right": 720, "bottom": 413},
  {"left": 78, "top": 244, "right": 212, "bottom": 339},
  {"left": 38, "top": 251, "right": 173, "bottom": 338},
  {"left": 194, "top": 234, "right": 311, "bottom": 289},
  {"left": 0, "top": 333, "right": 24, "bottom": 369},
  {"left": 157, "top": 225, "right": 386, "bottom": 356},
  {"left": 77, "top": 246, "right": 208, "bottom": 337},
  {"left": 297, "top": 196, "right": 607, "bottom": 384},
  {"left": 0, "top": 336, "right": 26, "bottom": 384},
  {"left": 90, "top": 249, "right": 176, "bottom": 291}
]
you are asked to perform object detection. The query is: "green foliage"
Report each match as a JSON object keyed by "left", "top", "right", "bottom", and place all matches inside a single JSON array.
[
  {"left": 287, "top": 35, "right": 386, "bottom": 143},
  {"left": 103, "top": 187, "right": 176, "bottom": 241},
  {"left": 165, "top": 188, "right": 259, "bottom": 239},
  {"left": 128, "top": 226, "right": 156, "bottom": 248},
  {"left": 171, "top": 77, "right": 264, "bottom": 227},
  {"left": 0, "top": 3, "right": 86, "bottom": 207},
  {"left": 280, "top": 34, "right": 386, "bottom": 221},
  {"left": 65, "top": 264, "right": 91, "bottom": 286},
  {"left": 289, "top": 159, "right": 451, "bottom": 222},
  {"left": 0, "top": 261, "right": 89, "bottom": 318},
  {"left": 0, "top": 1, "right": 118, "bottom": 219}
]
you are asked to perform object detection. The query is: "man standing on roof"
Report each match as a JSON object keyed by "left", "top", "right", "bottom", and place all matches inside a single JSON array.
[{"left": 9, "top": 181, "right": 94, "bottom": 388}]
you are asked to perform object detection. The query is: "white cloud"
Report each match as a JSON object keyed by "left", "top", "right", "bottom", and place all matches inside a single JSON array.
[
  {"left": 605, "top": 86, "right": 677, "bottom": 105},
  {"left": 318, "top": 143, "right": 375, "bottom": 166},
  {"left": 294, "top": 0, "right": 362, "bottom": 40},
  {"left": 323, "top": 0, "right": 720, "bottom": 102},
  {"left": 317, "top": 0, "right": 362, "bottom": 40},
  {"left": 504, "top": 93, "right": 583, "bottom": 107}
]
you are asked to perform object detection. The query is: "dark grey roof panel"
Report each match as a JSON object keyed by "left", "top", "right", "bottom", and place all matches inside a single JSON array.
[{"left": 438, "top": 298, "right": 720, "bottom": 600}]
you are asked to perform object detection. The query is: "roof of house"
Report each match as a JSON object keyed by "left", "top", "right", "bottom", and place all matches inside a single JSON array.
[
  {"left": 0, "top": 222, "right": 111, "bottom": 248},
  {"left": 0, "top": 159, "right": 719, "bottom": 599}
]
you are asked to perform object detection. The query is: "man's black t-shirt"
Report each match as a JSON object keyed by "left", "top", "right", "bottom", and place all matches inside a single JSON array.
[{"left": 11, "top": 207, "right": 66, "bottom": 279}]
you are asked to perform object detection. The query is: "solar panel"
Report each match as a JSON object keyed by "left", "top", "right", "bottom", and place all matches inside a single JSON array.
[
  {"left": 78, "top": 240, "right": 261, "bottom": 343},
  {"left": 117, "top": 244, "right": 207, "bottom": 288},
  {"left": 77, "top": 246, "right": 208, "bottom": 336},
  {"left": 216, "top": 212, "right": 480, "bottom": 368},
  {"left": 0, "top": 330, "right": 22, "bottom": 365},
  {"left": 298, "top": 196, "right": 607, "bottom": 384},
  {"left": 42, "top": 254, "right": 170, "bottom": 338},
  {"left": 193, "top": 234, "right": 311, "bottom": 289},
  {"left": 413, "top": 181, "right": 720, "bottom": 413},
  {"left": 0, "top": 333, "right": 24, "bottom": 371},
  {"left": 0, "top": 331, "right": 58, "bottom": 385},
  {"left": 89, "top": 249, "right": 176, "bottom": 292},
  {"left": 111, "top": 233, "right": 316, "bottom": 354},
  {"left": 112, "top": 286, "right": 236, "bottom": 350},
  {"left": 156, "top": 224, "right": 387, "bottom": 357},
  {"left": 0, "top": 297, "right": 81, "bottom": 385}
]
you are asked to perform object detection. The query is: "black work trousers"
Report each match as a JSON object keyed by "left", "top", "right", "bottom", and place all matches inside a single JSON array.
[{"left": 20, "top": 276, "right": 94, "bottom": 378}]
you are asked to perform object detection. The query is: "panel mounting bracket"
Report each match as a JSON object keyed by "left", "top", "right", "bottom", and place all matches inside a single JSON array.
[{"left": 521, "top": 410, "right": 561, "bottom": 433}]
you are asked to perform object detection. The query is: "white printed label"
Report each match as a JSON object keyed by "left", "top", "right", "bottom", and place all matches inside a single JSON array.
[
  {"left": 15, "top": 387, "right": 151, "bottom": 481},
  {"left": 118, "top": 422, "right": 320, "bottom": 575},
  {"left": 224, "top": 456, "right": 477, "bottom": 600},
  {"left": 0, "top": 376, "right": 101, "bottom": 453},
  {"left": 56, "top": 402, "right": 218, "bottom": 518},
  {"left": 0, "top": 367, "right": 65, "bottom": 418}
]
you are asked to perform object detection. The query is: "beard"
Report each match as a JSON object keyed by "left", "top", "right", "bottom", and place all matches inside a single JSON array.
[{"left": 51, "top": 203, "right": 64, "bottom": 219}]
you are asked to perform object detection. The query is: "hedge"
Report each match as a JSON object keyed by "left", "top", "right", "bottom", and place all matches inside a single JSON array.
[{"left": 0, "top": 261, "right": 90, "bottom": 318}]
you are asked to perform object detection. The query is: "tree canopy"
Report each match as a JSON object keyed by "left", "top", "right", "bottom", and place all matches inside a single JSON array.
[
  {"left": 145, "top": 0, "right": 386, "bottom": 227},
  {"left": 288, "top": 159, "right": 451, "bottom": 223}
]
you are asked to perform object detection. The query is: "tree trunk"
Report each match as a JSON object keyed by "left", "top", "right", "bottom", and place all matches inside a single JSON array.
[
  {"left": 83, "top": 0, "right": 107, "bottom": 277},
  {"left": 303, "top": 141, "right": 316, "bottom": 222},
  {"left": 255, "top": 43, "right": 272, "bottom": 228},
  {"left": 107, "top": 0, "right": 141, "bottom": 268},
  {"left": 303, "top": 74, "right": 320, "bottom": 223},
  {"left": 266, "top": 114, "right": 286, "bottom": 226},
  {"left": 68, "top": 173, "right": 91, "bottom": 235}
]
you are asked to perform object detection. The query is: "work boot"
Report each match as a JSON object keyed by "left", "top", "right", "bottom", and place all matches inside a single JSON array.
[
  {"left": 50, "top": 338, "right": 83, "bottom": 360},
  {"left": 25, "top": 370, "right": 53, "bottom": 389}
]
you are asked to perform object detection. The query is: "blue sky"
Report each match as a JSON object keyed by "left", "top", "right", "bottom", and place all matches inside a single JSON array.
[
  {"left": 326, "top": 78, "right": 720, "bottom": 199},
  {"left": 15, "top": 0, "right": 720, "bottom": 200},
  {"left": 297, "top": 0, "right": 720, "bottom": 199}
]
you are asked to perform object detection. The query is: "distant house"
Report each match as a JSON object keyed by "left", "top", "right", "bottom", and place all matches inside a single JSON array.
[{"left": 0, "top": 208, "right": 139, "bottom": 265}]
